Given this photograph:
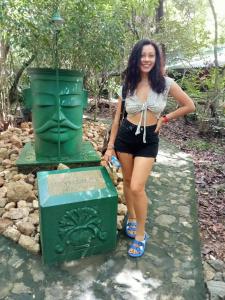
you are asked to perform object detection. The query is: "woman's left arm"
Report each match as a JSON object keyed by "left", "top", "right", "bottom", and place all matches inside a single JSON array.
[
  {"left": 166, "top": 82, "right": 195, "bottom": 119},
  {"left": 155, "top": 82, "right": 195, "bottom": 132}
]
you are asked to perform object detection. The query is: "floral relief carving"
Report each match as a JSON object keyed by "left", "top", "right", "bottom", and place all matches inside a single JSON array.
[{"left": 55, "top": 207, "right": 107, "bottom": 254}]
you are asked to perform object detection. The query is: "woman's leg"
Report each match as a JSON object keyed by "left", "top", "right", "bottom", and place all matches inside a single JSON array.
[
  {"left": 116, "top": 152, "right": 135, "bottom": 219},
  {"left": 130, "top": 156, "right": 155, "bottom": 241}
]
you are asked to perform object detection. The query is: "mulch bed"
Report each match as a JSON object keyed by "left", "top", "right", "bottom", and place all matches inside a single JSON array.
[{"left": 160, "top": 119, "right": 225, "bottom": 261}]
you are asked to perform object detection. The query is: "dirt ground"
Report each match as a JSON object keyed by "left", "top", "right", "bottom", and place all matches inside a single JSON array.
[{"left": 160, "top": 118, "right": 225, "bottom": 261}]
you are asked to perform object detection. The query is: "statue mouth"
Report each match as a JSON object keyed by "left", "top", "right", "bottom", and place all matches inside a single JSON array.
[
  {"left": 49, "top": 127, "right": 69, "bottom": 133},
  {"left": 35, "top": 119, "right": 80, "bottom": 133}
]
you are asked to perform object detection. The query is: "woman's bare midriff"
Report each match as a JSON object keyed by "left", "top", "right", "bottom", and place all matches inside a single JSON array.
[{"left": 126, "top": 110, "right": 158, "bottom": 126}]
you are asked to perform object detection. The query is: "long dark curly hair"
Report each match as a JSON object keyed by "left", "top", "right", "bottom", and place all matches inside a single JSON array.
[{"left": 123, "top": 39, "right": 165, "bottom": 96}]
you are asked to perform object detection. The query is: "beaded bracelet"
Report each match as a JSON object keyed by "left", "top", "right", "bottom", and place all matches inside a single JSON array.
[{"left": 162, "top": 115, "right": 169, "bottom": 123}]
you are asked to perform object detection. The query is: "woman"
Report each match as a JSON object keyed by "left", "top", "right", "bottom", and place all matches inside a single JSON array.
[{"left": 104, "top": 39, "right": 195, "bottom": 257}]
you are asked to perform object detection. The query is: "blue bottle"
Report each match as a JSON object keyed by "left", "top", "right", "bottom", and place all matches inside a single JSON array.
[{"left": 110, "top": 156, "right": 121, "bottom": 168}]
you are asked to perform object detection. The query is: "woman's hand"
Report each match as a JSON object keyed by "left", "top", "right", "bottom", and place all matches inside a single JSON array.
[
  {"left": 155, "top": 116, "right": 166, "bottom": 133},
  {"left": 104, "top": 149, "right": 116, "bottom": 163}
]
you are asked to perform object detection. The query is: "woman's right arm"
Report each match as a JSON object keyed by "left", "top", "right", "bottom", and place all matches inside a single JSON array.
[{"left": 103, "top": 97, "right": 123, "bottom": 162}]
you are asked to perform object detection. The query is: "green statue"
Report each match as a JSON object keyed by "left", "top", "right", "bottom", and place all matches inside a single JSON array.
[{"left": 25, "top": 68, "right": 87, "bottom": 160}]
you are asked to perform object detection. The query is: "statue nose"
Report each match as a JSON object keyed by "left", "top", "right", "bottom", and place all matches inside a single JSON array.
[{"left": 52, "top": 109, "right": 66, "bottom": 122}]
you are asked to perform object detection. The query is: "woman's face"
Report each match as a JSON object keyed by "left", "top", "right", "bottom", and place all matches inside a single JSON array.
[{"left": 139, "top": 44, "right": 156, "bottom": 74}]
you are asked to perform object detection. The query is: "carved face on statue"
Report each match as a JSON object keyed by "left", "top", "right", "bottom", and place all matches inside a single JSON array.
[
  {"left": 26, "top": 68, "right": 86, "bottom": 159},
  {"left": 33, "top": 92, "right": 82, "bottom": 144}
]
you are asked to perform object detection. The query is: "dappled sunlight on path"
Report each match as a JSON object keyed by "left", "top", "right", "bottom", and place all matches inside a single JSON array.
[{"left": 0, "top": 139, "right": 206, "bottom": 300}]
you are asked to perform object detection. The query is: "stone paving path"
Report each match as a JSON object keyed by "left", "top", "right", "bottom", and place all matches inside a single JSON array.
[{"left": 0, "top": 139, "right": 206, "bottom": 300}]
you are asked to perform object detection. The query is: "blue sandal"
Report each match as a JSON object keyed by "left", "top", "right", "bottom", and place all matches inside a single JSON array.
[
  {"left": 125, "top": 218, "right": 137, "bottom": 238},
  {"left": 128, "top": 234, "right": 148, "bottom": 257}
]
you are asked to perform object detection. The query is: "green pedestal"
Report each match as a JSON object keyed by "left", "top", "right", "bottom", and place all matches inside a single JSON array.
[
  {"left": 37, "top": 166, "right": 118, "bottom": 265},
  {"left": 16, "top": 141, "right": 101, "bottom": 172}
]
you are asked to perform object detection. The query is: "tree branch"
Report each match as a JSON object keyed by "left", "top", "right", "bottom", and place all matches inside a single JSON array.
[{"left": 127, "top": 7, "right": 140, "bottom": 40}]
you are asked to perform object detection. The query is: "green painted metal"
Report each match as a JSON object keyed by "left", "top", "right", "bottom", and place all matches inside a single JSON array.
[
  {"left": 37, "top": 166, "right": 118, "bottom": 265},
  {"left": 51, "top": 11, "right": 64, "bottom": 25},
  {"left": 24, "top": 68, "right": 88, "bottom": 160},
  {"left": 16, "top": 141, "right": 101, "bottom": 172}
]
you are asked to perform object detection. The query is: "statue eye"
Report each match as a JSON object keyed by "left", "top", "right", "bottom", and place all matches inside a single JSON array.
[
  {"left": 60, "top": 95, "right": 81, "bottom": 107},
  {"left": 33, "top": 93, "right": 55, "bottom": 106}
]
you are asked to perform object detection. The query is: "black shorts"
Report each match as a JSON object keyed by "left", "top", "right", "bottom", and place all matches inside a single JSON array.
[{"left": 114, "top": 119, "right": 159, "bottom": 158}]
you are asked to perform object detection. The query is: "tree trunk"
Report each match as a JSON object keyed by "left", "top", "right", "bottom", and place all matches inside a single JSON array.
[
  {"left": 0, "top": 41, "right": 10, "bottom": 67},
  {"left": 0, "top": 41, "right": 10, "bottom": 123},
  {"left": 155, "top": 0, "right": 164, "bottom": 31},
  {"left": 8, "top": 54, "right": 36, "bottom": 104},
  {"left": 127, "top": 7, "right": 140, "bottom": 39},
  {"left": 208, "top": 0, "right": 218, "bottom": 69},
  {"left": 155, "top": 0, "right": 166, "bottom": 66},
  {"left": 208, "top": 0, "right": 219, "bottom": 118}
]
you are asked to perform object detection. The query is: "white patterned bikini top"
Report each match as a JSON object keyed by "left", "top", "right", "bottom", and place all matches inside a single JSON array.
[{"left": 117, "top": 76, "right": 174, "bottom": 143}]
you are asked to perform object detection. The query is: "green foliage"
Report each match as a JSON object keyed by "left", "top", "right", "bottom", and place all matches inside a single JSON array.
[
  {"left": 0, "top": 0, "right": 224, "bottom": 121},
  {"left": 170, "top": 68, "right": 225, "bottom": 115},
  {"left": 185, "top": 138, "right": 224, "bottom": 153},
  {"left": 159, "top": 0, "right": 210, "bottom": 64}
]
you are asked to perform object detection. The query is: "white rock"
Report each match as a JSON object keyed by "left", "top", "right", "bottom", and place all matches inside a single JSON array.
[
  {"left": 8, "top": 148, "right": 19, "bottom": 156},
  {"left": 118, "top": 203, "right": 127, "bottom": 216},
  {"left": 34, "top": 233, "right": 40, "bottom": 242},
  {"left": 0, "top": 218, "right": 13, "bottom": 233},
  {"left": 32, "top": 200, "right": 39, "bottom": 209},
  {"left": 20, "top": 122, "right": 30, "bottom": 130},
  {"left": 2, "top": 159, "right": 12, "bottom": 167},
  {"left": 4, "top": 170, "right": 13, "bottom": 180},
  {"left": 10, "top": 154, "right": 18, "bottom": 161},
  {"left": 2, "top": 207, "right": 30, "bottom": 220},
  {"left": 0, "top": 197, "right": 7, "bottom": 208},
  {"left": 28, "top": 212, "right": 39, "bottom": 225},
  {"left": 5, "top": 202, "right": 16, "bottom": 210},
  {"left": 203, "top": 261, "right": 215, "bottom": 281},
  {"left": 18, "top": 235, "right": 40, "bottom": 254},
  {"left": 118, "top": 194, "right": 126, "bottom": 204},
  {"left": 116, "top": 172, "right": 123, "bottom": 181},
  {"left": 7, "top": 180, "right": 35, "bottom": 202},
  {"left": 0, "top": 208, "right": 5, "bottom": 217},
  {"left": 8, "top": 171, "right": 19, "bottom": 179},
  {"left": 0, "top": 148, "right": 8, "bottom": 159},
  {"left": 13, "top": 174, "right": 26, "bottom": 181},
  {"left": 0, "top": 131, "right": 10, "bottom": 140},
  {"left": 3, "top": 227, "right": 21, "bottom": 241},
  {"left": 117, "top": 215, "right": 125, "bottom": 230},
  {"left": 0, "top": 176, "right": 4, "bottom": 187},
  {"left": 17, "top": 200, "right": 28, "bottom": 208},
  {"left": 10, "top": 135, "right": 22, "bottom": 148},
  {"left": 13, "top": 127, "right": 22, "bottom": 134},
  {"left": 57, "top": 163, "right": 70, "bottom": 170},
  {"left": 25, "top": 174, "right": 35, "bottom": 184},
  {"left": 16, "top": 221, "right": 35, "bottom": 236}
]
